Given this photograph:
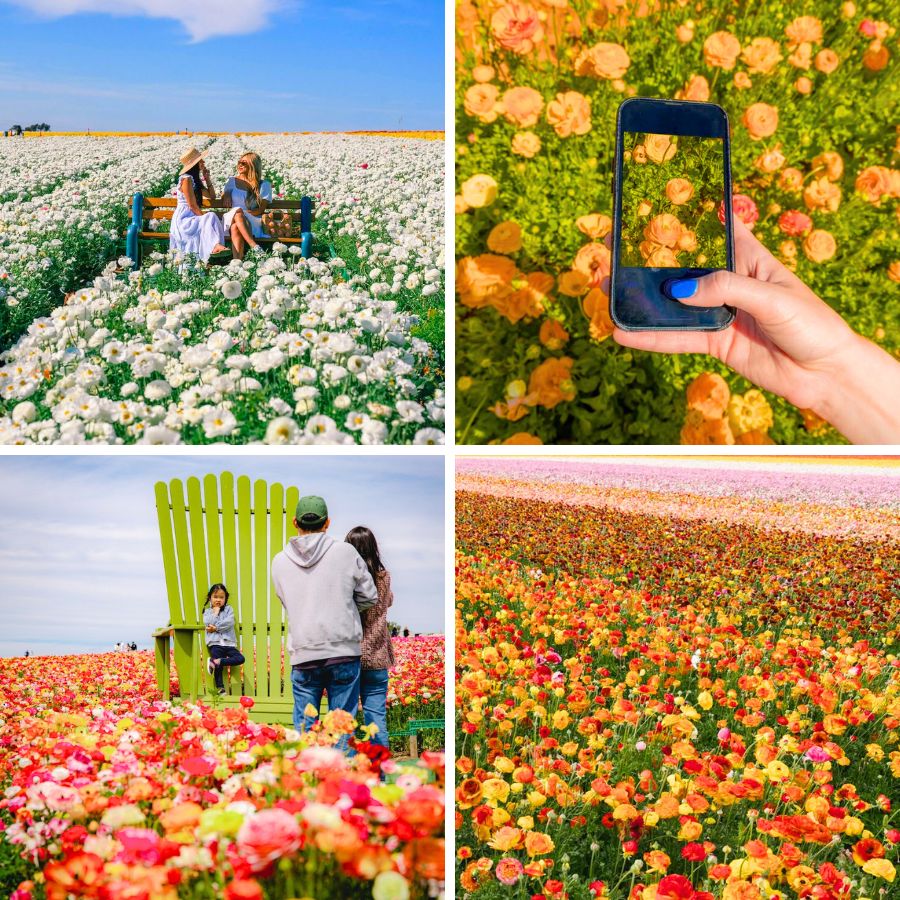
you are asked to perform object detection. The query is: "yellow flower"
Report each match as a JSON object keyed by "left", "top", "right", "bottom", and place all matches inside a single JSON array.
[
  {"left": 552, "top": 709, "right": 571, "bottom": 729},
  {"left": 461, "top": 174, "right": 499, "bottom": 208},
  {"left": 862, "top": 858, "right": 895, "bottom": 882},
  {"left": 698, "top": 691, "right": 713, "bottom": 710}
]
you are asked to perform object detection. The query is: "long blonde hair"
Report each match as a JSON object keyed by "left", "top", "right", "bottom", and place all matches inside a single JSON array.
[{"left": 239, "top": 152, "right": 263, "bottom": 210}]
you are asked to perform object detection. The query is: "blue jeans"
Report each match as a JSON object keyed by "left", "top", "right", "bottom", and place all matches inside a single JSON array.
[
  {"left": 291, "top": 658, "right": 361, "bottom": 752},
  {"left": 208, "top": 644, "right": 245, "bottom": 690},
  {"left": 360, "top": 668, "right": 389, "bottom": 748}
]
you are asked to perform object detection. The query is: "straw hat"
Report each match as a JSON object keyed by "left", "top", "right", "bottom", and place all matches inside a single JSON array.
[{"left": 179, "top": 147, "right": 207, "bottom": 175}]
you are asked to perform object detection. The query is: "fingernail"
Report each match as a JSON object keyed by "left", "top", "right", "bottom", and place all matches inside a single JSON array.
[{"left": 668, "top": 278, "right": 698, "bottom": 300}]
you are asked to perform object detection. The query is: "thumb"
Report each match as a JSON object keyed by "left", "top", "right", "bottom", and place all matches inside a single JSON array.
[{"left": 666, "top": 270, "right": 798, "bottom": 328}]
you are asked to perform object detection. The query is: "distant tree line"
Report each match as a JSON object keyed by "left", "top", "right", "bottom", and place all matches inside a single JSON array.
[{"left": 7, "top": 124, "right": 51, "bottom": 134}]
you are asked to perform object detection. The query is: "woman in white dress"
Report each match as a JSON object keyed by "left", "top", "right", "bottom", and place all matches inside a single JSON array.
[
  {"left": 169, "top": 147, "right": 228, "bottom": 263},
  {"left": 222, "top": 152, "right": 272, "bottom": 259}
]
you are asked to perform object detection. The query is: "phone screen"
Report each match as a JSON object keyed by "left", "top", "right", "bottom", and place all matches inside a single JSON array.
[{"left": 611, "top": 100, "right": 734, "bottom": 331}]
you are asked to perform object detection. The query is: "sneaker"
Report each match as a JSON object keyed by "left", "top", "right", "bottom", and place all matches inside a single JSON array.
[
  {"left": 217, "top": 688, "right": 226, "bottom": 695},
  {"left": 207, "top": 657, "right": 215, "bottom": 675}
]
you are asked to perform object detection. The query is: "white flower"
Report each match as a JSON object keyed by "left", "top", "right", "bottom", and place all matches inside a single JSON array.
[
  {"left": 305, "top": 414, "right": 337, "bottom": 438},
  {"left": 344, "top": 411, "right": 370, "bottom": 431},
  {"left": 413, "top": 427, "right": 443, "bottom": 445},
  {"left": 264, "top": 416, "right": 300, "bottom": 444},
  {"left": 202, "top": 406, "right": 238, "bottom": 439},
  {"left": 145, "top": 380, "right": 172, "bottom": 401},
  {"left": 221, "top": 281, "right": 243, "bottom": 300},
  {"left": 395, "top": 400, "right": 424, "bottom": 423},
  {"left": 138, "top": 425, "right": 182, "bottom": 444}
]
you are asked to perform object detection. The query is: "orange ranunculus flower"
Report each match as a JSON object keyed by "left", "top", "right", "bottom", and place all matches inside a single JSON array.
[
  {"left": 779, "top": 167, "right": 804, "bottom": 192},
  {"left": 687, "top": 372, "right": 730, "bottom": 417},
  {"left": 512, "top": 132, "right": 541, "bottom": 158},
  {"left": 461, "top": 173, "right": 499, "bottom": 208},
  {"left": 472, "top": 64, "right": 495, "bottom": 83},
  {"left": 703, "top": 31, "right": 741, "bottom": 70},
  {"left": 855, "top": 165, "right": 899, "bottom": 203},
  {"left": 742, "top": 103, "right": 779, "bottom": 140},
  {"left": 456, "top": 778, "right": 484, "bottom": 808},
  {"left": 863, "top": 41, "right": 890, "bottom": 71},
  {"left": 574, "top": 41, "right": 631, "bottom": 79},
  {"left": 786, "top": 16, "right": 823, "bottom": 44},
  {"left": 464, "top": 84, "right": 501, "bottom": 124},
  {"left": 676, "top": 229, "right": 697, "bottom": 252},
  {"left": 646, "top": 245, "right": 679, "bottom": 267},
  {"left": 159, "top": 801, "right": 203, "bottom": 834},
  {"left": 852, "top": 838, "right": 885, "bottom": 865},
  {"left": 741, "top": 37, "right": 783, "bottom": 74},
  {"left": 645, "top": 133, "right": 677, "bottom": 164},
  {"left": 666, "top": 178, "right": 694, "bottom": 205},
  {"left": 682, "top": 409, "right": 736, "bottom": 445},
  {"left": 644, "top": 850, "right": 672, "bottom": 873},
  {"left": 887, "top": 261, "right": 900, "bottom": 283},
  {"left": 802, "top": 229, "right": 837, "bottom": 263},
  {"left": 803, "top": 177, "right": 841, "bottom": 212},
  {"left": 734, "top": 71, "right": 752, "bottom": 90},
  {"left": 546, "top": 91, "right": 591, "bottom": 138},
  {"left": 794, "top": 76, "right": 813, "bottom": 94},
  {"left": 456, "top": 255, "right": 518, "bottom": 309},
  {"left": 524, "top": 831, "right": 555, "bottom": 856},
  {"left": 490, "top": 3, "right": 544, "bottom": 55},
  {"left": 677, "top": 74, "right": 710, "bottom": 102},
  {"left": 502, "top": 432, "right": 542, "bottom": 444},
  {"left": 582, "top": 288, "right": 614, "bottom": 341},
  {"left": 576, "top": 213, "right": 612, "bottom": 240},
  {"left": 754, "top": 145, "right": 786, "bottom": 173},
  {"left": 644, "top": 214, "right": 682, "bottom": 248},
  {"left": 812, "top": 151, "right": 844, "bottom": 181},
  {"left": 815, "top": 48, "right": 840, "bottom": 73},
  {"left": 539, "top": 319, "right": 568, "bottom": 350},
  {"left": 495, "top": 271, "right": 553, "bottom": 323},
  {"left": 676, "top": 22, "right": 694, "bottom": 43},
  {"left": 557, "top": 270, "right": 590, "bottom": 296},
  {"left": 487, "top": 221, "right": 523, "bottom": 255},
  {"left": 488, "top": 826, "right": 524, "bottom": 851},
  {"left": 789, "top": 42, "right": 813, "bottom": 69},
  {"left": 527, "top": 357, "right": 575, "bottom": 409},
  {"left": 501, "top": 86, "right": 544, "bottom": 128},
  {"left": 573, "top": 242, "right": 611, "bottom": 286}
]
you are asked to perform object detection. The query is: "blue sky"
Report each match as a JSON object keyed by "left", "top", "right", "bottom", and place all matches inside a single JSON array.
[
  {"left": 0, "top": 455, "right": 444, "bottom": 657},
  {"left": 0, "top": 0, "right": 443, "bottom": 131}
]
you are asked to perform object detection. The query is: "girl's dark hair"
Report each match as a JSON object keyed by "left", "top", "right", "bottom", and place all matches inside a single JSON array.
[
  {"left": 345, "top": 526, "right": 385, "bottom": 582},
  {"left": 203, "top": 583, "right": 230, "bottom": 609},
  {"left": 184, "top": 162, "right": 204, "bottom": 203}
]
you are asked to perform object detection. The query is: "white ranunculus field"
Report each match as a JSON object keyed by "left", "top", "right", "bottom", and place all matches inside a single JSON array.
[{"left": 0, "top": 134, "right": 445, "bottom": 445}]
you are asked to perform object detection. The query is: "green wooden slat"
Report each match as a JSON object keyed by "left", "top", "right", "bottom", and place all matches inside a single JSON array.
[
  {"left": 283, "top": 484, "right": 299, "bottom": 698},
  {"left": 269, "top": 481, "right": 285, "bottom": 699},
  {"left": 204, "top": 474, "right": 223, "bottom": 585},
  {"left": 170, "top": 480, "right": 197, "bottom": 623},
  {"left": 186, "top": 477, "right": 209, "bottom": 622},
  {"left": 254, "top": 479, "right": 269, "bottom": 700},
  {"left": 154, "top": 481, "right": 183, "bottom": 626},
  {"left": 220, "top": 473, "right": 242, "bottom": 694},
  {"left": 237, "top": 476, "right": 255, "bottom": 694}
]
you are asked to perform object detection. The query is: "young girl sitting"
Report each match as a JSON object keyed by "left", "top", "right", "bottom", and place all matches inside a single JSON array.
[{"left": 203, "top": 583, "right": 245, "bottom": 694}]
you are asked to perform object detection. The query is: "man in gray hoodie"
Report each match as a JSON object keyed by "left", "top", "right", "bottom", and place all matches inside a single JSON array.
[{"left": 271, "top": 494, "right": 378, "bottom": 745}]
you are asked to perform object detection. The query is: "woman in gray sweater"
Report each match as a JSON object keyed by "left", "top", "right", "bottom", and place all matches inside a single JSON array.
[{"left": 203, "top": 584, "right": 245, "bottom": 694}]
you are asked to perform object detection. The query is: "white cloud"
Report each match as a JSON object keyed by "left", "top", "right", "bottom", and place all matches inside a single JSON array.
[{"left": 7, "top": 0, "right": 287, "bottom": 41}]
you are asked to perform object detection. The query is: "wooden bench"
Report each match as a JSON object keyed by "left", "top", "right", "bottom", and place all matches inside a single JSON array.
[{"left": 126, "top": 192, "right": 314, "bottom": 269}]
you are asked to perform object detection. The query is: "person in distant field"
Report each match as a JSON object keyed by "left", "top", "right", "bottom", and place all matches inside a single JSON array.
[
  {"left": 271, "top": 496, "right": 378, "bottom": 750},
  {"left": 221, "top": 152, "right": 271, "bottom": 260},
  {"left": 203, "top": 583, "right": 246, "bottom": 695},
  {"left": 402, "top": 628, "right": 410, "bottom": 638},
  {"left": 131, "top": 642, "right": 137, "bottom": 651},
  {"left": 169, "top": 147, "right": 229, "bottom": 264},
  {"left": 24, "top": 650, "right": 29, "bottom": 657},
  {"left": 345, "top": 526, "right": 394, "bottom": 750}
]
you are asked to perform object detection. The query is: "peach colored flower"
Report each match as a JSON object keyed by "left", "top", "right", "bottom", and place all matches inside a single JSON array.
[
  {"left": 557, "top": 270, "right": 590, "bottom": 296},
  {"left": 681, "top": 409, "right": 735, "bottom": 445},
  {"left": 754, "top": 145, "right": 786, "bottom": 173},
  {"left": 786, "top": 16, "right": 823, "bottom": 45},
  {"left": 472, "top": 65, "right": 495, "bottom": 83},
  {"left": 637, "top": 200, "right": 653, "bottom": 216},
  {"left": 487, "top": 221, "right": 523, "bottom": 254},
  {"left": 576, "top": 214, "right": 612, "bottom": 240},
  {"left": 546, "top": 91, "right": 591, "bottom": 138},
  {"left": 795, "top": 76, "right": 813, "bottom": 94},
  {"left": 675, "top": 23, "right": 694, "bottom": 43},
  {"left": 455, "top": 195, "right": 469, "bottom": 215},
  {"left": 734, "top": 71, "right": 753, "bottom": 90},
  {"left": 677, "top": 229, "right": 698, "bottom": 252},
  {"left": 887, "top": 261, "right": 900, "bottom": 283},
  {"left": 461, "top": 174, "right": 499, "bottom": 208},
  {"left": 703, "top": 31, "right": 742, "bottom": 70},
  {"left": 527, "top": 359, "right": 575, "bottom": 409},
  {"left": 502, "top": 432, "right": 542, "bottom": 445},
  {"left": 815, "top": 48, "right": 840, "bottom": 73},
  {"left": 501, "top": 86, "right": 544, "bottom": 128},
  {"left": 676, "top": 74, "right": 710, "bottom": 102},
  {"left": 491, "top": 3, "right": 544, "bottom": 54},
  {"left": 644, "top": 213, "right": 682, "bottom": 248},
  {"left": 742, "top": 103, "right": 779, "bottom": 140},
  {"left": 802, "top": 229, "right": 837, "bottom": 262},
  {"left": 582, "top": 287, "right": 614, "bottom": 341},
  {"left": 464, "top": 84, "right": 501, "bottom": 124},
  {"left": 456, "top": 255, "right": 518, "bottom": 308},
  {"left": 666, "top": 178, "right": 694, "bottom": 205},
  {"left": 803, "top": 177, "right": 841, "bottom": 212},
  {"left": 863, "top": 41, "right": 890, "bottom": 71},
  {"left": 512, "top": 132, "right": 541, "bottom": 158},
  {"left": 741, "top": 37, "right": 783, "bottom": 74},
  {"left": 539, "top": 319, "right": 569, "bottom": 350},
  {"left": 645, "top": 133, "right": 677, "bottom": 164},
  {"left": 789, "top": 42, "right": 813, "bottom": 68},
  {"left": 687, "top": 372, "right": 730, "bottom": 417},
  {"left": 632, "top": 144, "right": 648, "bottom": 164},
  {"left": 573, "top": 242, "right": 611, "bottom": 286},
  {"left": 778, "top": 210, "right": 813, "bottom": 236},
  {"left": 812, "top": 151, "right": 844, "bottom": 181},
  {"left": 495, "top": 271, "right": 553, "bottom": 323},
  {"left": 646, "top": 246, "right": 680, "bottom": 267},
  {"left": 574, "top": 41, "right": 631, "bottom": 79}
]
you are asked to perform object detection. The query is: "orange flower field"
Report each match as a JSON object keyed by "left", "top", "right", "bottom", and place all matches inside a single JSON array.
[{"left": 455, "top": 458, "right": 899, "bottom": 899}]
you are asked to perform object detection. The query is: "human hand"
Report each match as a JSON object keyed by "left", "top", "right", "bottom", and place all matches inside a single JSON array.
[
  {"left": 612, "top": 218, "right": 900, "bottom": 443},
  {"left": 206, "top": 624, "right": 216, "bottom": 633}
]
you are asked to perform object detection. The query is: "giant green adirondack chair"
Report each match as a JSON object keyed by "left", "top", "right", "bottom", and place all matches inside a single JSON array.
[{"left": 152, "top": 472, "right": 299, "bottom": 724}]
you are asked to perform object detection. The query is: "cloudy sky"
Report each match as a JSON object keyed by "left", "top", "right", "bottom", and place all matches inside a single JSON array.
[
  {"left": 0, "top": 454, "right": 444, "bottom": 657},
  {"left": 0, "top": 0, "right": 443, "bottom": 131}
]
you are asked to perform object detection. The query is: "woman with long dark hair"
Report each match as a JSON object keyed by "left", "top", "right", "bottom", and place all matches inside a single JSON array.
[
  {"left": 169, "top": 147, "right": 228, "bottom": 263},
  {"left": 345, "top": 526, "right": 394, "bottom": 749}
]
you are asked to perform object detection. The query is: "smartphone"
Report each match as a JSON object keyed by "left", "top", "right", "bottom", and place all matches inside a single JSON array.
[{"left": 610, "top": 98, "right": 735, "bottom": 331}]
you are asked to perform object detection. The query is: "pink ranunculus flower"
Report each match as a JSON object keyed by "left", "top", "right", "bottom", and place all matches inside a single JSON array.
[
  {"left": 717, "top": 727, "right": 731, "bottom": 742},
  {"left": 778, "top": 210, "right": 813, "bottom": 236},
  {"left": 732, "top": 194, "right": 760, "bottom": 229},
  {"left": 295, "top": 745, "right": 348, "bottom": 774},
  {"left": 805, "top": 745, "right": 831, "bottom": 762},
  {"left": 236, "top": 808, "right": 302, "bottom": 872}
]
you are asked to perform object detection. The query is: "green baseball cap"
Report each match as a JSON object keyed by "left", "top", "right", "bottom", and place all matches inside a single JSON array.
[{"left": 295, "top": 495, "right": 328, "bottom": 529}]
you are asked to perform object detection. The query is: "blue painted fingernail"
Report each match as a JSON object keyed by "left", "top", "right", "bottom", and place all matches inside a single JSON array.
[{"left": 668, "top": 278, "right": 698, "bottom": 300}]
